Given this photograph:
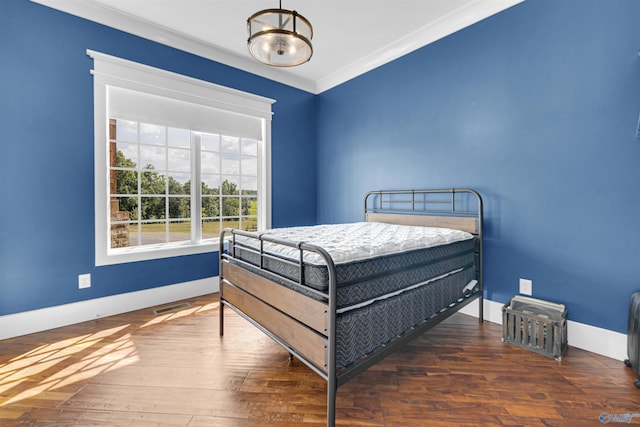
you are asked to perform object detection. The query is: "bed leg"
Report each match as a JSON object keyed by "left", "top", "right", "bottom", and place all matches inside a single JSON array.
[
  {"left": 219, "top": 300, "right": 224, "bottom": 336},
  {"left": 327, "top": 378, "right": 336, "bottom": 427},
  {"left": 479, "top": 294, "right": 484, "bottom": 323}
]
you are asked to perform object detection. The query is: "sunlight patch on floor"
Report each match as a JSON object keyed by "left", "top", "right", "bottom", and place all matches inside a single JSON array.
[
  {"left": 0, "top": 300, "right": 216, "bottom": 408},
  {"left": 0, "top": 324, "right": 137, "bottom": 407}
]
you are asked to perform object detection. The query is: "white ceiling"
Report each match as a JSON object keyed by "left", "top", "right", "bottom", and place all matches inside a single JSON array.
[{"left": 32, "top": 0, "right": 523, "bottom": 94}]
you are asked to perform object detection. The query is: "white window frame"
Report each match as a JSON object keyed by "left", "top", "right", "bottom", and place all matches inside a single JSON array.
[{"left": 89, "top": 50, "right": 274, "bottom": 266}]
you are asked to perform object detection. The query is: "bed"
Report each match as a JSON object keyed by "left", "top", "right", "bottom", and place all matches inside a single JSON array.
[{"left": 219, "top": 188, "right": 483, "bottom": 426}]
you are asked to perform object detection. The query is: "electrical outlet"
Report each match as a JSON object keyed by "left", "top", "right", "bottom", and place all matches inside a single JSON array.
[
  {"left": 519, "top": 278, "right": 532, "bottom": 296},
  {"left": 78, "top": 273, "right": 91, "bottom": 289}
]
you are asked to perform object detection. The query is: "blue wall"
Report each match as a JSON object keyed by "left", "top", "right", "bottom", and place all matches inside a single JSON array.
[
  {"left": 0, "top": 0, "right": 317, "bottom": 316},
  {"left": 316, "top": 0, "right": 640, "bottom": 333}
]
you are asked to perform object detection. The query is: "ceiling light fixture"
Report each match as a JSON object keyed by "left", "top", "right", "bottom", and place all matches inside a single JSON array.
[{"left": 247, "top": 1, "right": 313, "bottom": 67}]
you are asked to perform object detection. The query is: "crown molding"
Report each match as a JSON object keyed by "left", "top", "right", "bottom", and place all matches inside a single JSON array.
[
  {"left": 31, "top": 0, "right": 523, "bottom": 94},
  {"left": 30, "top": 0, "right": 318, "bottom": 93},
  {"left": 315, "top": 0, "right": 524, "bottom": 93}
]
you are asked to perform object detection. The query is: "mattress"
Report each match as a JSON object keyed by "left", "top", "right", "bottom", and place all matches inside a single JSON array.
[
  {"left": 335, "top": 266, "right": 475, "bottom": 368},
  {"left": 234, "top": 222, "right": 472, "bottom": 265},
  {"left": 229, "top": 222, "right": 476, "bottom": 310}
]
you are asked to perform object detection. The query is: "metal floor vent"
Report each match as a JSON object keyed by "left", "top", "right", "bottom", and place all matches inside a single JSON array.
[{"left": 153, "top": 302, "right": 191, "bottom": 315}]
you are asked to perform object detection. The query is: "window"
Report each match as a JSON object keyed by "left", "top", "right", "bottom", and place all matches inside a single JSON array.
[{"left": 89, "top": 50, "right": 274, "bottom": 266}]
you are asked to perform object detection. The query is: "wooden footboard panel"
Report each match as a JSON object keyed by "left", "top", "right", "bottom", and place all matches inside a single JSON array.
[
  {"left": 221, "top": 262, "right": 329, "bottom": 373},
  {"left": 222, "top": 262, "right": 328, "bottom": 334}
]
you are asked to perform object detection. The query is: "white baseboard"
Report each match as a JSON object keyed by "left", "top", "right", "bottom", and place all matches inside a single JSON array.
[
  {"left": 459, "top": 298, "right": 627, "bottom": 361},
  {"left": 1, "top": 284, "right": 627, "bottom": 362},
  {"left": 0, "top": 276, "right": 219, "bottom": 341}
]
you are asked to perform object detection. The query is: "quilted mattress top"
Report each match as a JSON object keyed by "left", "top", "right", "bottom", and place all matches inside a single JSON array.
[{"left": 236, "top": 221, "right": 473, "bottom": 265}]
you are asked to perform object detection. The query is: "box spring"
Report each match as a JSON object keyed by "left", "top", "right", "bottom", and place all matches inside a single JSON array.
[{"left": 335, "top": 266, "right": 475, "bottom": 369}]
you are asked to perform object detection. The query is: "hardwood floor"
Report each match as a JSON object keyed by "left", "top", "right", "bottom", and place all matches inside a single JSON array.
[{"left": 1, "top": 293, "right": 639, "bottom": 426}]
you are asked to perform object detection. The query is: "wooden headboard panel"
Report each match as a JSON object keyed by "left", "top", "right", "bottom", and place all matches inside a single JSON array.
[
  {"left": 364, "top": 189, "right": 483, "bottom": 236},
  {"left": 365, "top": 212, "right": 478, "bottom": 234}
]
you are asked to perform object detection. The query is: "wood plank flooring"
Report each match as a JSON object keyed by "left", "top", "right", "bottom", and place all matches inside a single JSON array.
[{"left": 1, "top": 293, "right": 639, "bottom": 426}]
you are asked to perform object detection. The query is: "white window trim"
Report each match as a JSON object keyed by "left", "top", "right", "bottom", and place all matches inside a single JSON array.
[{"left": 88, "top": 50, "right": 274, "bottom": 266}]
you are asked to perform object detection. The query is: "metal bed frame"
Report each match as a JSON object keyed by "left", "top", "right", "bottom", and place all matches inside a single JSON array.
[{"left": 219, "top": 188, "right": 483, "bottom": 426}]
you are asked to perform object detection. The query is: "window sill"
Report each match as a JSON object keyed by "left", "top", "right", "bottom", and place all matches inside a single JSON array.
[{"left": 96, "top": 239, "right": 219, "bottom": 266}]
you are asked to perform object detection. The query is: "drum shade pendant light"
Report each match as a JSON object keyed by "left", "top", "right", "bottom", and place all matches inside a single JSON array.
[{"left": 247, "top": 1, "right": 313, "bottom": 67}]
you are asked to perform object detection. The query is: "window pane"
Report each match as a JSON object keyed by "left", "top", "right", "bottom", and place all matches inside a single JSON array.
[
  {"left": 140, "top": 123, "right": 165, "bottom": 145},
  {"left": 221, "top": 177, "right": 239, "bottom": 195},
  {"left": 201, "top": 133, "right": 220, "bottom": 152},
  {"left": 168, "top": 148, "right": 190, "bottom": 172},
  {"left": 113, "top": 170, "right": 138, "bottom": 195},
  {"left": 221, "top": 135, "right": 239, "bottom": 153},
  {"left": 241, "top": 176, "right": 258, "bottom": 194},
  {"left": 140, "top": 222, "right": 166, "bottom": 245},
  {"left": 169, "top": 220, "right": 190, "bottom": 242},
  {"left": 110, "top": 204, "right": 133, "bottom": 249},
  {"left": 116, "top": 119, "right": 137, "bottom": 142},
  {"left": 141, "top": 197, "right": 166, "bottom": 220},
  {"left": 241, "top": 138, "right": 258, "bottom": 156},
  {"left": 202, "top": 219, "right": 221, "bottom": 240},
  {"left": 241, "top": 155, "right": 257, "bottom": 176},
  {"left": 168, "top": 127, "right": 190, "bottom": 148},
  {"left": 242, "top": 197, "right": 258, "bottom": 217},
  {"left": 222, "top": 218, "right": 240, "bottom": 229},
  {"left": 114, "top": 196, "right": 138, "bottom": 220},
  {"left": 110, "top": 222, "right": 131, "bottom": 249},
  {"left": 222, "top": 153, "right": 240, "bottom": 175},
  {"left": 241, "top": 215, "right": 258, "bottom": 232},
  {"left": 201, "top": 151, "right": 220, "bottom": 174},
  {"left": 114, "top": 142, "right": 138, "bottom": 166},
  {"left": 169, "top": 196, "right": 190, "bottom": 219},
  {"left": 222, "top": 196, "right": 239, "bottom": 217},
  {"left": 141, "top": 171, "right": 166, "bottom": 195},
  {"left": 140, "top": 145, "right": 166, "bottom": 170},
  {"left": 201, "top": 175, "right": 220, "bottom": 195},
  {"left": 168, "top": 172, "right": 190, "bottom": 195},
  {"left": 202, "top": 195, "right": 219, "bottom": 218}
]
